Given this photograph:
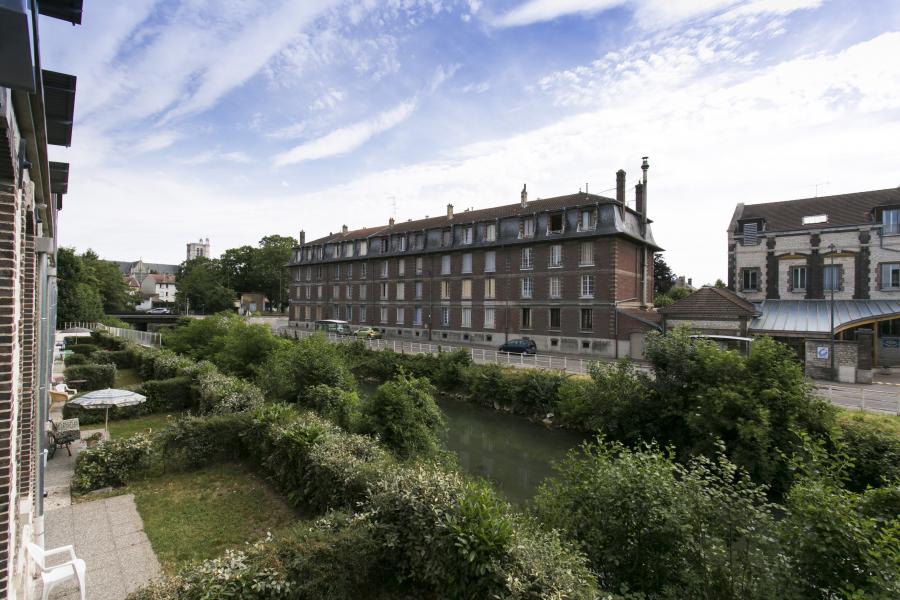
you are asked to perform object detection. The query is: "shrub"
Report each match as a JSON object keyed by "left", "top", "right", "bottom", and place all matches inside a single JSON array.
[
  {"left": 360, "top": 372, "right": 445, "bottom": 459},
  {"left": 838, "top": 415, "right": 900, "bottom": 491},
  {"left": 90, "top": 330, "right": 126, "bottom": 350},
  {"left": 434, "top": 349, "right": 472, "bottom": 389},
  {"left": 557, "top": 360, "right": 652, "bottom": 435},
  {"left": 212, "top": 319, "right": 280, "bottom": 378},
  {"left": 72, "top": 434, "right": 153, "bottom": 493},
  {"left": 162, "top": 313, "right": 232, "bottom": 361},
  {"left": 63, "top": 401, "right": 143, "bottom": 425},
  {"left": 257, "top": 335, "right": 355, "bottom": 403},
  {"left": 69, "top": 343, "right": 99, "bottom": 356},
  {"left": 195, "top": 369, "right": 264, "bottom": 414},
  {"left": 305, "top": 384, "right": 360, "bottom": 430},
  {"left": 533, "top": 439, "right": 782, "bottom": 599},
  {"left": 510, "top": 369, "right": 566, "bottom": 415},
  {"left": 462, "top": 363, "right": 516, "bottom": 409},
  {"left": 136, "top": 348, "right": 195, "bottom": 381},
  {"left": 101, "top": 349, "right": 136, "bottom": 368},
  {"left": 155, "top": 413, "right": 251, "bottom": 470},
  {"left": 63, "top": 363, "right": 116, "bottom": 391},
  {"left": 140, "top": 376, "right": 195, "bottom": 412},
  {"left": 63, "top": 353, "right": 89, "bottom": 367}
]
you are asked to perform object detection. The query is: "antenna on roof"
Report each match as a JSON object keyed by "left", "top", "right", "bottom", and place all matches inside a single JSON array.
[
  {"left": 812, "top": 182, "right": 830, "bottom": 197},
  {"left": 388, "top": 196, "right": 397, "bottom": 220},
  {"left": 585, "top": 183, "right": 589, "bottom": 194}
]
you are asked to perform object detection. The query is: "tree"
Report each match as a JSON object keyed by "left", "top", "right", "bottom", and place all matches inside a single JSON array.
[
  {"left": 217, "top": 235, "right": 297, "bottom": 312},
  {"left": 653, "top": 253, "right": 676, "bottom": 295},
  {"left": 714, "top": 278, "right": 727, "bottom": 289},
  {"left": 81, "top": 250, "right": 134, "bottom": 313},
  {"left": 257, "top": 334, "right": 355, "bottom": 403},
  {"left": 56, "top": 247, "right": 104, "bottom": 325},
  {"left": 175, "top": 257, "right": 236, "bottom": 314}
]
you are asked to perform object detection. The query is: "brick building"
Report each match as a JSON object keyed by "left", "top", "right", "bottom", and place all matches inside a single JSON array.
[
  {"left": 725, "top": 187, "right": 900, "bottom": 368},
  {"left": 288, "top": 160, "right": 661, "bottom": 357},
  {"left": 1, "top": 1, "right": 83, "bottom": 596}
]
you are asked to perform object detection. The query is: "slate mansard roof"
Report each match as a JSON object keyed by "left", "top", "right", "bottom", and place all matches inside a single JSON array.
[{"left": 731, "top": 188, "right": 900, "bottom": 233}]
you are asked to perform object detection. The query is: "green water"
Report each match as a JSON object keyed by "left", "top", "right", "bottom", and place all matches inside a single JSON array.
[{"left": 434, "top": 396, "right": 585, "bottom": 505}]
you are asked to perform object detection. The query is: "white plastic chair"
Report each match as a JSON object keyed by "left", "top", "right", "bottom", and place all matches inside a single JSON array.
[{"left": 27, "top": 543, "right": 86, "bottom": 600}]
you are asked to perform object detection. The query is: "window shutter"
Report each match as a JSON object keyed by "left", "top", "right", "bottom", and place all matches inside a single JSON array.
[{"left": 743, "top": 222, "right": 758, "bottom": 245}]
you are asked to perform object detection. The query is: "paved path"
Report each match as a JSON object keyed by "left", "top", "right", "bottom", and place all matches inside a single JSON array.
[{"left": 42, "top": 495, "right": 162, "bottom": 599}]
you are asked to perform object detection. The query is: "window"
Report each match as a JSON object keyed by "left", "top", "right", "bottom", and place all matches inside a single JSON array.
[
  {"left": 579, "top": 241, "right": 594, "bottom": 266},
  {"left": 305, "top": 267, "right": 311, "bottom": 281},
  {"left": 824, "top": 264, "right": 842, "bottom": 291},
  {"left": 316, "top": 266, "right": 323, "bottom": 281},
  {"left": 415, "top": 281, "right": 423, "bottom": 299},
  {"left": 882, "top": 263, "right": 900, "bottom": 289},
  {"left": 461, "top": 279, "right": 472, "bottom": 299},
  {"left": 578, "top": 209, "right": 596, "bottom": 231},
  {"left": 463, "top": 226, "right": 473, "bottom": 245},
  {"left": 414, "top": 233, "right": 424, "bottom": 249},
  {"left": 359, "top": 241, "right": 368, "bottom": 256},
  {"left": 305, "top": 286, "right": 311, "bottom": 299},
  {"left": 379, "top": 238, "right": 388, "bottom": 253},
  {"left": 549, "top": 308, "right": 561, "bottom": 329},
  {"left": 360, "top": 284, "right": 367, "bottom": 300},
  {"left": 462, "top": 253, "right": 473, "bottom": 273},
  {"left": 549, "top": 276, "right": 561, "bottom": 299},
  {"left": 521, "top": 307, "right": 532, "bottom": 329},
  {"left": 346, "top": 284, "right": 352, "bottom": 299},
  {"left": 399, "top": 236, "right": 408, "bottom": 251},
  {"left": 442, "top": 229, "right": 452, "bottom": 247},
  {"left": 521, "top": 277, "right": 534, "bottom": 299},
  {"left": 441, "top": 255, "right": 451, "bottom": 275},
  {"left": 380, "top": 307, "right": 388, "bottom": 323},
  {"left": 335, "top": 264, "right": 342, "bottom": 278},
  {"left": 550, "top": 244, "right": 562, "bottom": 267},
  {"left": 333, "top": 285, "right": 340, "bottom": 299},
  {"left": 441, "top": 281, "right": 451, "bottom": 299},
  {"left": 414, "top": 306, "right": 423, "bottom": 325},
  {"left": 359, "top": 306, "right": 366, "bottom": 322},
  {"left": 441, "top": 307, "right": 450, "bottom": 326},
  {"left": 461, "top": 307, "right": 472, "bottom": 328},
  {"left": 347, "top": 264, "right": 353, "bottom": 279},
  {"left": 802, "top": 214, "right": 828, "bottom": 225},
  {"left": 521, "top": 247, "right": 533, "bottom": 270},
  {"left": 790, "top": 266, "right": 807, "bottom": 292},
  {"left": 344, "top": 242, "right": 354, "bottom": 258},
  {"left": 485, "top": 277, "right": 495, "bottom": 299},
  {"left": 346, "top": 305, "right": 353, "bottom": 322},
  {"left": 741, "top": 222, "right": 759, "bottom": 245},
  {"left": 548, "top": 212, "right": 564, "bottom": 234},
  {"left": 741, "top": 269, "right": 759, "bottom": 292},
  {"left": 485, "top": 223, "right": 496, "bottom": 242},
  {"left": 416, "top": 256, "right": 423, "bottom": 275},
  {"left": 380, "top": 282, "right": 389, "bottom": 299},
  {"left": 580, "top": 275, "right": 594, "bottom": 298},
  {"left": 484, "top": 307, "right": 495, "bottom": 329},
  {"left": 484, "top": 251, "right": 496, "bottom": 273},
  {"left": 884, "top": 209, "right": 900, "bottom": 234},
  {"left": 519, "top": 218, "right": 535, "bottom": 238},
  {"left": 380, "top": 261, "right": 389, "bottom": 278},
  {"left": 580, "top": 308, "right": 593, "bottom": 331},
  {"left": 396, "top": 308, "right": 405, "bottom": 325},
  {"left": 396, "top": 282, "right": 405, "bottom": 300},
  {"left": 361, "top": 263, "right": 367, "bottom": 278},
  {"left": 398, "top": 259, "right": 405, "bottom": 277},
  {"left": 317, "top": 285, "right": 323, "bottom": 298}
]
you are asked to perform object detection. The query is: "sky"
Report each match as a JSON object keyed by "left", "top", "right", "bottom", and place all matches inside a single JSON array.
[{"left": 41, "top": 0, "right": 900, "bottom": 285}]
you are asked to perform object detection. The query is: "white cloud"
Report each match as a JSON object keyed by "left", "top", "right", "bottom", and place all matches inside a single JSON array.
[
  {"left": 133, "top": 131, "right": 181, "bottom": 154},
  {"left": 182, "top": 150, "right": 253, "bottom": 165},
  {"left": 266, "top": 122, "right": 310, "bottom": 141},
  {"left": 273, "top": 99, "right": 418, "bottom": 166}
]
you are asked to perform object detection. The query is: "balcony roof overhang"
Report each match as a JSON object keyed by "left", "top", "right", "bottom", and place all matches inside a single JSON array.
[
  {"left": 38, "top": 0, "right": 84, "bottom": 25},
  {"left": 42, "top": 69, "right": 76, "bottom": 147}
]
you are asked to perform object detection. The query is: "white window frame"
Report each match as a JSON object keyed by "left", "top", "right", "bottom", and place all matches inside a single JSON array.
[
  {"left": 485, "top": 223, "right": 497, "bottom": 242},
  {"left": 550, "top": 244, "right": 562, "bottom": 268},
  {"left": 549, "top": 276, "right": 561, "bottom": 299},
  {"left": 396, "top": 282, "right": 405, "bottom": 300},
  {"left": 484, "top": 307, "right": 495, "bottom": 329},
  {"left": 521, "top": 276, "right": 534, "bottom": 299},
  {"left": 463, "top": 226, "right": 473, "bottom": 245},
  {"left": 441, "top": 307, "right": 450, "bottom": 326},
  {"left": 461, "top": 307, "right": 472, "bottom": 328},
  {"left": 441, "top": 255, "right": 451, "bottom": 275},
  {"left": 521, "top": 247, "right": 533, "bottom": 270},
  {"left": 461, "top": 279, "right": 472, "bottom": 300},
  {"left": 484, "top": 251, "right": 496, "bottom": 273},
  {"left": 882, "top": 263, "right": 900, "bottom": 290},
  {"left": 462, "top": 253, "right": 473, "bottom": 274},
  {"left": 579, "top": 241, "right": 594, "bottom": 266},
  {"left": 580, "top": 275, "right": 594, "bottom": 298},
  {"left": 485, "top": 277, "right": 495, "bottom": 299}
]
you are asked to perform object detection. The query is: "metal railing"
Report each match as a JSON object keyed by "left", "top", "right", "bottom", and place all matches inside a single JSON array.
[
  {"left": 60, "top": 322, "right": 162, "bottom": 347},
  {"left": 816, "top": 385, "right": 900, "bottom": 415}
]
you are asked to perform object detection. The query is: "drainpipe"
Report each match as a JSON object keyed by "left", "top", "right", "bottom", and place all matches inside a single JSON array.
[{"left": 34, "top": 242, "right": 54, "bottom": 547}]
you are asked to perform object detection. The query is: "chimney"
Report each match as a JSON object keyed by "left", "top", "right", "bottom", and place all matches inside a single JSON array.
[
  {"left": 520, "top": 184, "right": 527, "bottom": 207},
  {"left": 447, "top": 203, "right": 454, "bottom": 220},
  {"left": 635, "top": 182, "right": 644, "bottom": 215},
  {"left": 342, "top": 224, "right": 348, "bottom": 234},
  {"left": 616, "top": 169, "right": 626, "bottom": 205},
  {"left": 641, "top": 156, "right": 649, "bottom": 221},
  {"left": 688, "top": 278, "right": 693, "bottom": 287},
  {"left": 299, "top": 230, "right": 305, "bottom": 245},
  {"left": 389, "top": 217, "right": 395, "bottom": 227}
]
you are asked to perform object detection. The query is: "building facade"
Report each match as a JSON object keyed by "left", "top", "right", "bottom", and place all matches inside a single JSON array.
[
  {"left": 727, "top": 188, "right": 900, "bottom": 367},
  {"left": 288, "top": 162, "right": 661, "bottom": 356},
  {"left": 186, "top": 237, "right": 210, "bottom": 261},
  {"left": 0, "top": 1, "right": 83, "bottom": 596}
]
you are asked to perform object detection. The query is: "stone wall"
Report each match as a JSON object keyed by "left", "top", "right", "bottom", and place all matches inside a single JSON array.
[{"left": 805, "top": 340, "right": 858, "bottom": 382}]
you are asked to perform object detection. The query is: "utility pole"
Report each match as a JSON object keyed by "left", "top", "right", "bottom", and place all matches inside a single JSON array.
[{"left": 829, "top": 243, "right": 836, "bottom": 378}]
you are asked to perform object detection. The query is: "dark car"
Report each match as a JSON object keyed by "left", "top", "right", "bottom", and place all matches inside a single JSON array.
[{"left": 498, "top": 339, "right": 537, "bottom": 354}]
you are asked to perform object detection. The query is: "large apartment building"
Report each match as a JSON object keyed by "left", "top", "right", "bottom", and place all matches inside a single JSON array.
[
  {"left": 1, "top": 1, "right": 83, "bottom": 596},
  {"left": 288, "top": 160, "right": 661, "bottom": 357},
  {"left": 725, "top": 187, "right": 900, "bottom": 366}
]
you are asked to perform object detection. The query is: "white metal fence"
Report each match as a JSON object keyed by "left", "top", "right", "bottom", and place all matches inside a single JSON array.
[
  {"left": 61, "top": 322, "right": 162, "bottom": 347},
  {"left": 816, "top": 385, "right": 900, "bottom": 415}
]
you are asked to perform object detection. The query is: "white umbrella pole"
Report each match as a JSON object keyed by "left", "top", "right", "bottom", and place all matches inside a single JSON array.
[{"left": 105, "top": 407, "right": 109, "bottom": 439}]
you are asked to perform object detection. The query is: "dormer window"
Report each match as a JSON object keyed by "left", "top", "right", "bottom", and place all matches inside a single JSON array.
[
  {"left": 802, "top": 214, "right": 828, "bottom": 225},
  {"left": 577, "top": 209, "right": 596, "bottom": 232},
  {"left": 441, "top": 228, "right": 452, "bottom": 247},
  {"left": 379, "top": 238, "right": 388, "bottom": 253},
  {"left": 547, "top": 212, "right": 564, "bottom": 234},
  {"left": 739, "top": 220, "right": 762, "bottom": 246},
  {"left": 883, "top": 208, "right": 900, "bottom": 234},
  {"left": 463, "top": 226, "right": 473, "bottom": 245},
  {"left": 519, "top": 217, "right": 535, "bottom": 239},
  {"left": 358, "top": 240, "right": 368, "bottom": 256}
]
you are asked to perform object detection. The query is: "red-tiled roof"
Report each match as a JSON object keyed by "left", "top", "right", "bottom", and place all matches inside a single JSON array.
[
  {"left": 737, "top": 188, "right": 900, "bottom": 232},
  {"left": 659, "top": 287, "right": 757, "bottom": 318}
]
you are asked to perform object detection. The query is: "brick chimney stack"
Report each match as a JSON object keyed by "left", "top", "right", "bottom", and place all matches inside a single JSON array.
[
  {"left": 616, "top": 169, "right": 625, "bottom": 205},
  {"left": 342, "top": 224, "right": 348, "bottom": 234},
  {"left": 299, "top": 230, "right": 305, "bottom": 245},
  {"left": 641, "top": 156, "right": 649, "bottom": 222},
  {"left": 389, "top": 217, "right": 395, "bottom": 227},
  {"left": 447, "top": 204, "right": 454, "bottom": 220},
  {"left": 635, "top": 182, "right": 644, "bottom": 215},
  {"left": 520, "top": 184, "right": 527, "bottom": 207}
]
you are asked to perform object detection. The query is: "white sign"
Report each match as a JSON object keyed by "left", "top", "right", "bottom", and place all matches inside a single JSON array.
[{"left": 816, "top": 346, "right": 829, "bottom": 360}]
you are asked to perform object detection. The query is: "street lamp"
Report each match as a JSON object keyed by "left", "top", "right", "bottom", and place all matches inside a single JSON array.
[{"left": 828, "top": 243, "right": 837, "bottom": 378}]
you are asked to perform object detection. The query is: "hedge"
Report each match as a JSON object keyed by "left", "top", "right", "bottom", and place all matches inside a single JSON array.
[
  {"left": 72, "top": 434, "right": 153, "bottom": 494},
  {"left": 69, "top": 343, "right": 99, "bottom": 356},
  {"left": 90, "top": 331, "right": 126, "bottom": 350},
  {"left": 63, "top": 363, "right": 116, "bottom": 391},
  {"left": 63, "top": 354, "right": 89, "bottom": 368},
  {"left": 838, "top": 417, "right": 900, "bottom": 491}
]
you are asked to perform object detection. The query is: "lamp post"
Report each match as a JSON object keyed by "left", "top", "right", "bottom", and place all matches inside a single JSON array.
[{"left": 828, "top": 243, "right": 837, "bottom": 378}]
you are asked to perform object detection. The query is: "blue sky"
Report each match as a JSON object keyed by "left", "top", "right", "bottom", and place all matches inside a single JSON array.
[{"left": 41, "top": 0, "right": 900, "bottom": 284}]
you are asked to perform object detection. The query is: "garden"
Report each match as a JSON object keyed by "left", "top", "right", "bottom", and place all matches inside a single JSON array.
[{"left": 62, "top": 315, "right": 899, "bottom": 599}]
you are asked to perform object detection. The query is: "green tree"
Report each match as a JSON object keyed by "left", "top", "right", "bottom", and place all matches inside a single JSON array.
[
  {"left": 714, "top": 278, "right": 727, "bottom": 288},
  {"left": 257, "top": 334, "right": 355, "bottom": 403},
  {"left": 176, "top": 257, "right": 236, "bottom": 314},
  {"left": 361, "top": 371, "right": 445, "bottom": 459},
  {"left": 653, "top": 253, "right": 676, "bottom": 295},
  {"left": 56, "top": 247, "right": 104, "bottom": 325},
  {"left": 81, "top": 249, "right": 134, "bottom": 312},
  {"left": 217, "top": 235, "right": 297, "bottom": 312}
]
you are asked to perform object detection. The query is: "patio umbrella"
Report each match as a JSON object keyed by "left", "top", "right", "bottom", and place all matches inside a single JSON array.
[{"left": 68, "top": 388, "right": 147, "bottom": 436}]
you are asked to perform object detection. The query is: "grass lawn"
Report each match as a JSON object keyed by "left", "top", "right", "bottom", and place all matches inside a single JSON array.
[
  {"left": 115, "top": 367, "right": 142, "bottom": 388},
  {"left": 107, "top": 412, "right": 184, "bottom": 439},
  {"left": 836, "top": 408, "right": 900, "bottom": 436},
  {"left": 126, "top": 462, "right": 298, "bottom": 571}
]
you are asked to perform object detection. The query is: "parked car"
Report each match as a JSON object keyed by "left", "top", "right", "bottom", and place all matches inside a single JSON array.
[
  {"left": 355, "top": 326, "right": 383, "bottom": 340},
  {"left": 498, "top": 339, "right": 537, "bottom": 354},
  {"left": 146, "top": 307, "right": 171, "bottom": 314}
]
